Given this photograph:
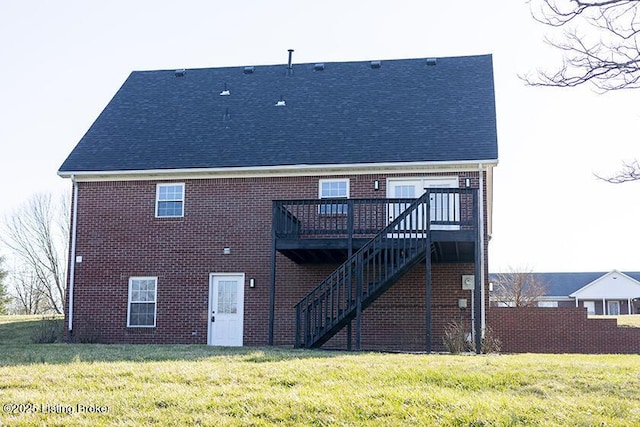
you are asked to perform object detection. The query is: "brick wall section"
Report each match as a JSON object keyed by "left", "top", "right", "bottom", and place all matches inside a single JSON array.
[
  {"left": 487, "top": 307, "right": 640, "bottom": 354},
  {"left": 310, "top": 263, "right": 476, "bottom": 352},
  {"left": 66, "top": 171, "right": 488, "bottom": 350}
]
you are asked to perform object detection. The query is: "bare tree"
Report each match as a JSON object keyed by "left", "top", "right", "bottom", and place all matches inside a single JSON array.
[
  {"left": 491, "top": 267, "right": 549, "bottom": 307},
  {"left": 8, "top": 269, "right": 46, "bottom": 315},
  {"left": 1, "top": 193, "right": 69, "bottom": 314},
  {"left": 525, "top": 0, "right": 640, "bottom": 91},
  {"left": 0, "top": 256, "right": 10, "bottom": 315}
]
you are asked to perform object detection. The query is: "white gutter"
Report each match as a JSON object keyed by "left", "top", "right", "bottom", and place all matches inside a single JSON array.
[
  {"left": 58, "top": 158, "right": 500, "bottom": 181},
  {"left": 478, "top": 163, "right": 486, "bottom": 337},
  {"left": 67, "top": 175, "right": 79, "bottom": 332}
]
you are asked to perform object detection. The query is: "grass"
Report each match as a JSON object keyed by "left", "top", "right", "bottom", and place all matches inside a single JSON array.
[
  {"left": 1, "top": 316, "right": 639, "bottom": 426},
  {"left": 0, "top": 315, "right": 64, "bottom": 345}
]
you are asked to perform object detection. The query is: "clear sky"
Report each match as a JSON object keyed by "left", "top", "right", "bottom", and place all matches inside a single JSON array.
[{"left": 1, "top": 0, "right": 638, "bottom": 273}]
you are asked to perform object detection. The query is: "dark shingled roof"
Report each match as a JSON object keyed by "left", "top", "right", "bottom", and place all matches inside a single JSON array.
[
  {"left": 59, "top": 54, "right": 498, "bottom": 173},
  {"left": 489, "top": 272, "right": 640, "bottom": 297}
]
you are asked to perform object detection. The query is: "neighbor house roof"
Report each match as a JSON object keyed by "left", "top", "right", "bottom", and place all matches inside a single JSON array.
[
  {"left": 489, "top": 271, "right": 640, "bottom": 297},
  {"left": 58, "top": 54, "right": 498, "bottom": 175}
]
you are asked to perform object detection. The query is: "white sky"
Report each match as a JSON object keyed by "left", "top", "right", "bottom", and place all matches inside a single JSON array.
[{"left": 0, "top": 0, "right": 638, "bottom": 273}]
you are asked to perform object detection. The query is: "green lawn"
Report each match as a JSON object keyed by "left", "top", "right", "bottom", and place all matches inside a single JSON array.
[{"left": 1, "top": 316, "right": 639, "bottom": 426}]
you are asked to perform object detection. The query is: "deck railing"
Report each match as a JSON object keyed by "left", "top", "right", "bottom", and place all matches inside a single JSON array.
[{"left": 274, "top": 188, "right": 477, "bottom": 240}]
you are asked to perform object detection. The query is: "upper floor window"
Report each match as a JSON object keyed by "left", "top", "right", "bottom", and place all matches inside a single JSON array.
[
  {"left": 156, "top": 183, "right": 184, "bottom": 218},
  {"left": 127, "top": 277, "right": 157, "bottom": 327},
  {"left": 319, "top": 179, "right": 349, "bottom": 214}
]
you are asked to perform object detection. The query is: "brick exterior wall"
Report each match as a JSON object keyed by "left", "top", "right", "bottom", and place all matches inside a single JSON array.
[
  {"left": 487, "top": 307, "right": 640, "bottom": 354},
  {"left": 66, "top": 171, "right": 488, "bottom": 350}
]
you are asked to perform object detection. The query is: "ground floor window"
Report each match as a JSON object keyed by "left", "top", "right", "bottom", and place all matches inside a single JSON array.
[
  {"left": 538, "top": 301, "right": 558, "bottom": 308},
  {"left": 583, "top": 301, "right": 595, "bottom": 315},
  {"left": 127, "top": 277, "right": 157, "bottom": 327}
]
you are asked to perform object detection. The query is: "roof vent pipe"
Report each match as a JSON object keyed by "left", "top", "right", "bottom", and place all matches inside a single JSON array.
[{"left": 287, "top": 49, "right": 294, "bottom": 75}]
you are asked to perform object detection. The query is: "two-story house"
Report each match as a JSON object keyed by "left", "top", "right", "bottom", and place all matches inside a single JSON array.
[{"left": 58, "top": 53, "right": 498, "bottom": 352}]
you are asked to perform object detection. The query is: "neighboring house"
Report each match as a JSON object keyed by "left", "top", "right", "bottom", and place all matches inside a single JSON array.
[
  {"left": 489, "top": 270, "right": 640, "bottom": 315},
  {"left": 58, "top": 53, "right": 498, "bottom": 352}
]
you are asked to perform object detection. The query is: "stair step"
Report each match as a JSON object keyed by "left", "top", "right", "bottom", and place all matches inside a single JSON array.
[{"left": 295, "top": 191, "right": 433, "bottom": 348}]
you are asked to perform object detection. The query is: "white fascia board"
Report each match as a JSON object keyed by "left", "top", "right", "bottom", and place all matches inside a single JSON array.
[
  {"left": 569, "top": 270, "right": 640, "bottom": 298},
  {"left": 537, "top": 296, "right": 573, "bottom": 302},
  {"left": 58, "top": 159, "right": 499, "bottom": 182}
]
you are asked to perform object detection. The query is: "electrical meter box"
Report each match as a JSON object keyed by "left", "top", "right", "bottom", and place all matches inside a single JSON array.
[{"left": 461, "top": 275, "right": 475, "bottom": 290}]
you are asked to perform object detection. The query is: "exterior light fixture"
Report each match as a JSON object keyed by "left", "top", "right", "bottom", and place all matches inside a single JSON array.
[{"left": 374, "top": 180, "right": 380, "bottom": 191}]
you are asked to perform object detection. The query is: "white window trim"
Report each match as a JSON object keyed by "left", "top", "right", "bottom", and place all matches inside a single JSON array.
[
  {"left": 155, "top": 183, "right": 185, "bottom": 218},
  {"left": 318, "top": 178, "right": 350, "bottom": 199},
  {"left": 127, "top": 276, "right": 158, "bottom": 328},
  {"left": 318, "top": 178, "right": 350, "bottom": 215}
]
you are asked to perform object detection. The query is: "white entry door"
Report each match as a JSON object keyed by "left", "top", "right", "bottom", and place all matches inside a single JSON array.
[
  {"left": 387, "top": 178, "right": 460, "bottom": 231},
  {"left": 208, "top": 273, "right": 244, "bottom": 346},
  {"left": 607, "top": 300, "right": 620, "bottom": 316}
]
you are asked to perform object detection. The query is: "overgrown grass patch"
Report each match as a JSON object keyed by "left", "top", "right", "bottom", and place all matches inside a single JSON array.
[{"left": 1, "top": 315, "right": 639, "bottom": 426}]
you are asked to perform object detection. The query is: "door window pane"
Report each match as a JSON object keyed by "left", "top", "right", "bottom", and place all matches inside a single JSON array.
[
  {"left": 217, "top": 280, "right": 238, "bottom": 314},
  {"left": 394, "top": 185, "right": 415, "bottom": 198}
]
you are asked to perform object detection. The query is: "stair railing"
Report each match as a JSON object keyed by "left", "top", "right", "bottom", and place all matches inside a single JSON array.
[{"left": 295, "top": 191, "right": 432, "bottom": 348}]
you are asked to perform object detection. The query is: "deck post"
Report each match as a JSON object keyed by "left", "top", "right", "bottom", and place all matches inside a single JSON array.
[
  {"left": 347, "top": 200, "right": 354, "bottom": 350},
  {"left": 425, "top": 242, "right": 432, "bottom": 353},
  {"left": 425, "top": 197, "right": 432, "bottom": 353},
  {"left": 269, "top": 202, "right": 278, "bottom": 346},
  {"left": 355, "top": 252, "right": 362, "bottom": 351},
  {"left": 473, "top": 190, "right": 482, "bottom": 354}
]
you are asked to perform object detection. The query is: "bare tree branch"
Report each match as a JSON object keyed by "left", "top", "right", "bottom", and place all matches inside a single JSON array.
[
  {"left": 525, "top": 0, "right": 640, "bottom": 90},
  {"left": 594, "top": 159, "right": 640, "bottom": 181},
  {"left": 0, "top": 256, "right": 10, "bottom": 315},
  {"left": 8, "top": 269, "right": 46, "bottom": 315},
  {"left": 491, "top": 266, "right": 549, "bottom": 307},
  {"left": 1, "top": 193, "right": 70, "bottom": 314}
]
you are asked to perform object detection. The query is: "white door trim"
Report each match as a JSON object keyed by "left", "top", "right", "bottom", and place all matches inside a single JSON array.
[
  {"left": 387, "top": 176, "right": 460, "bottom": 231},
  {"left": 208, "top": 272, "right": 245, "bottom": 346}
]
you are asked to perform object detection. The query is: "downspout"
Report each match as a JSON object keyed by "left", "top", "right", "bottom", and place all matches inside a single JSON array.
[
  {"left": 478, "top": 163, "right": 486, "bottom": 337},
  {"left": 67, "top": 175, "right": 79, "bottom": 333}
]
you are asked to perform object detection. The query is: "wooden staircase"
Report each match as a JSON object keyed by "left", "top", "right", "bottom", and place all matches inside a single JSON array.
[{"left": 294, "top": 192, "right": 432, "bottom": 348}]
